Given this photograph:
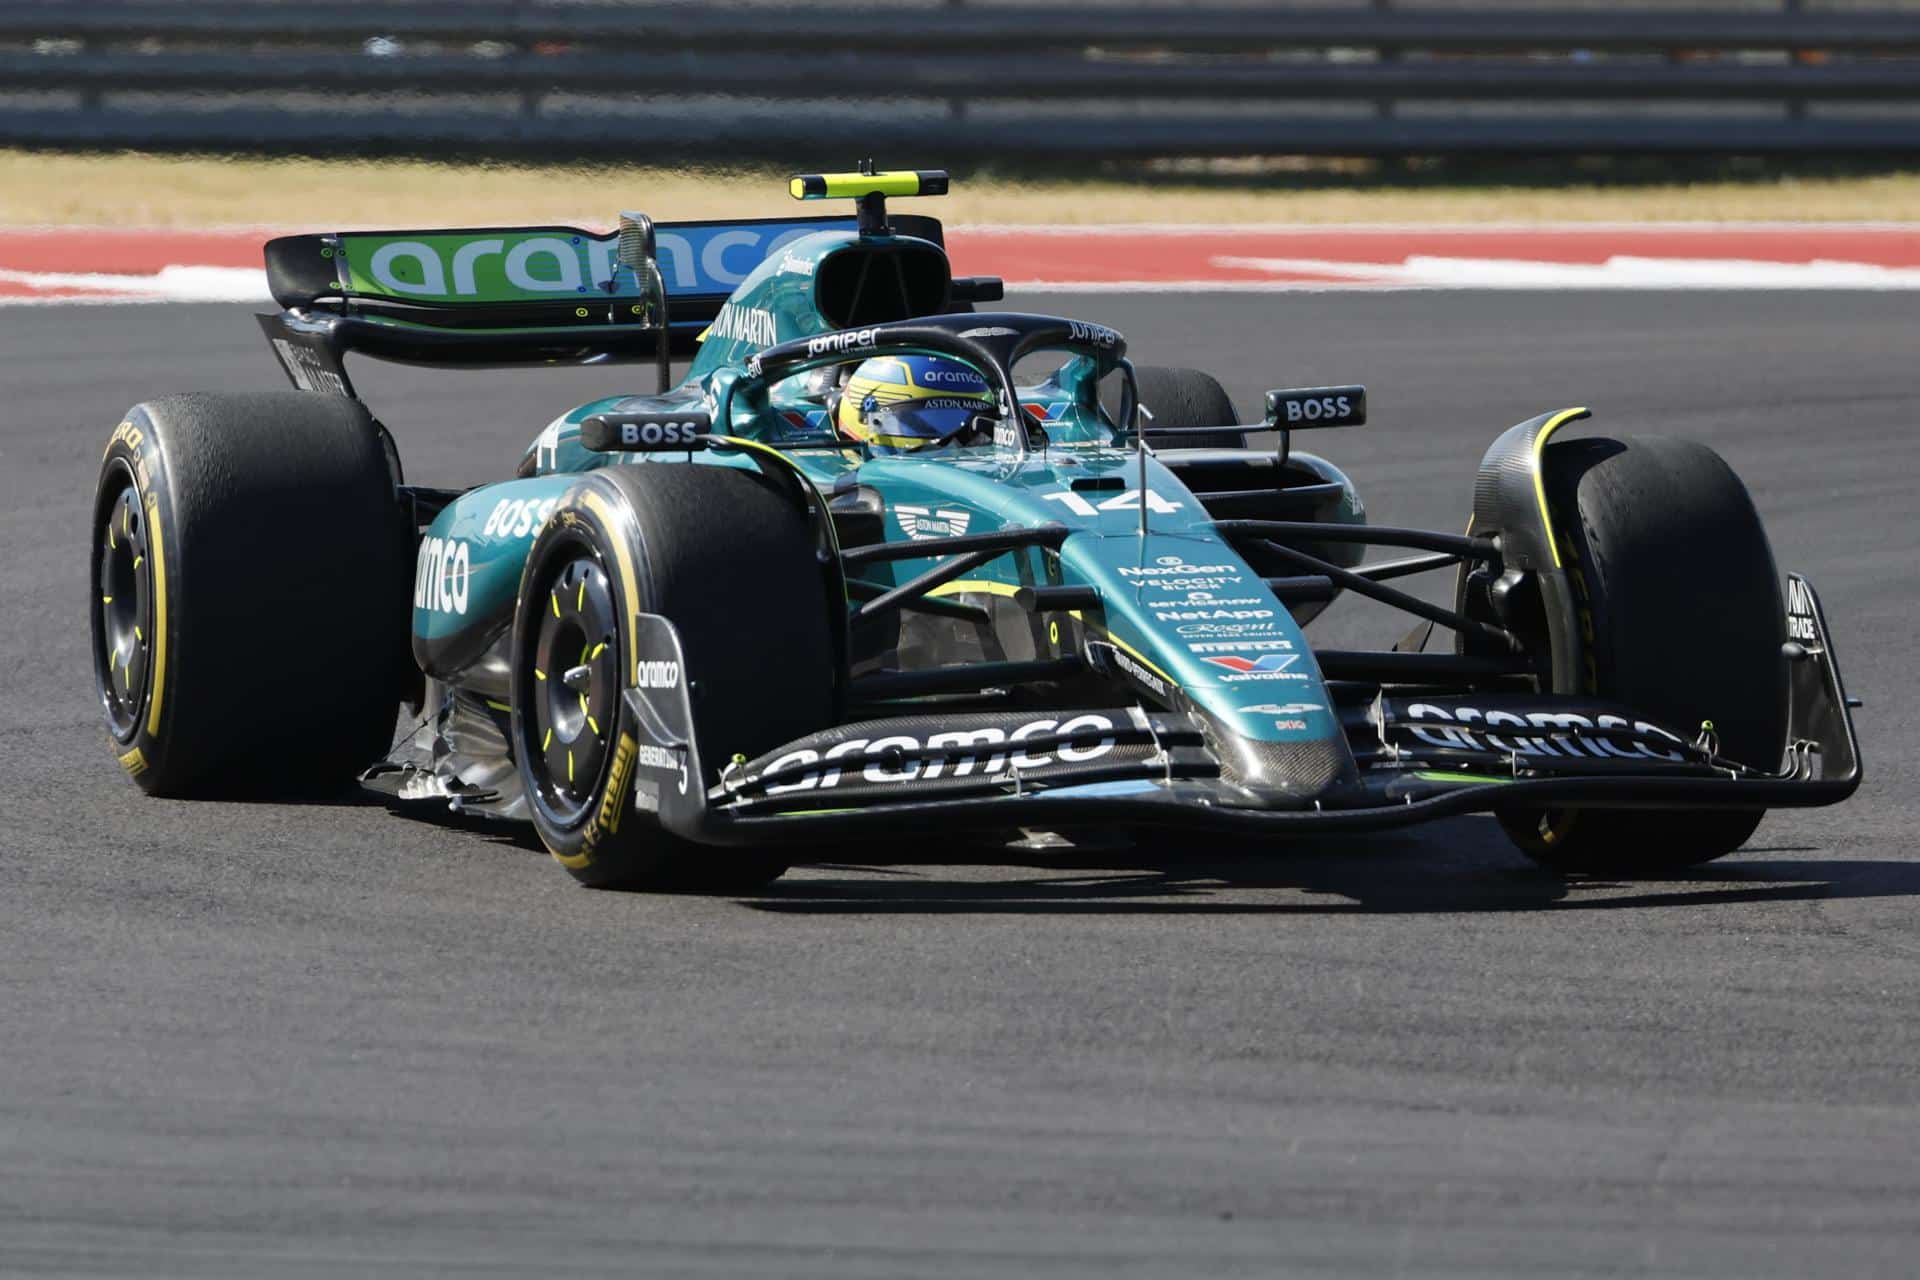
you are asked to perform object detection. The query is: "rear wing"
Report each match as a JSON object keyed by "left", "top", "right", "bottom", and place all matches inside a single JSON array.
[{"left": 258, "top": 212, "right": 946, "bottom": 397}]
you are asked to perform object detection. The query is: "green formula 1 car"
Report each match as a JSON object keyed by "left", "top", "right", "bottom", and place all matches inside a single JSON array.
[{"left": 90, "top": 168, "right": 1862, "bottom": 890}]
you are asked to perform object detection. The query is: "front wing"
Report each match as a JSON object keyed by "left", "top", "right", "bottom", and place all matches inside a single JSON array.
[{"left": 620, "top": 575, "right": 1862, "bottom": 848}]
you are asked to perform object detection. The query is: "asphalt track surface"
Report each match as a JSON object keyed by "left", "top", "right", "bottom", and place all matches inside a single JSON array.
[{"left": 2, "top": 292, "right": 1915, "bottom": 1278}]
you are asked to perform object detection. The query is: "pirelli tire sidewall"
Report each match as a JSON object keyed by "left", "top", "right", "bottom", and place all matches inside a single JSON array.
[
  {"left": 91, "top": 394, "right": 412, "bottom": 797},
  {"left": 1122, "top": 365, "right": 1246, "bottom": 451},
  {"left": 93, "top": 414, "right": 178, "bottom": 789},
  {"left": 1500, "top": 434, "right": 1785, "bottom": 870},
  {"left": 512, "top": 477, "right": 649, "bottom": 883},
  {"left": 510, "top": 462, "right": 838, "bottom": 888}
]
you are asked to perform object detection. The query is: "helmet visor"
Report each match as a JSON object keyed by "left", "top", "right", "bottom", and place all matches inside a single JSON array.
[{"left": 862, "top": 396, "right": 991, "bottom": 452}]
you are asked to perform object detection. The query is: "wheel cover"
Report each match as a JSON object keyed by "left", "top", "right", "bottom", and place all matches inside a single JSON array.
[
  {"left": 92, "top": 470, "right": 152, "bottom": 740},
  {"left": 524, "top": 552, "right": 620, "bottom": 827}
]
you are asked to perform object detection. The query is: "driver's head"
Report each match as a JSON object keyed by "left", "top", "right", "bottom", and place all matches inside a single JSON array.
[{"left": 834, "top": 354, "right": 994, "bottom": 454}]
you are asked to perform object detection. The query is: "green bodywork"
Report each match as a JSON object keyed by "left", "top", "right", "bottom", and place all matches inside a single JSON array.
[{"left": 410, "top": 226, "right": 1365, "bottom": 759}]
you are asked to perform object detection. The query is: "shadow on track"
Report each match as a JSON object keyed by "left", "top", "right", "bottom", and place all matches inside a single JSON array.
[{"left": 748, "top": 818, "right": 1919, "bottom": 917}]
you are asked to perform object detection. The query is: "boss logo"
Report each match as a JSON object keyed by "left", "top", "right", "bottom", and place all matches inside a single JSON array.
[
  {"left": 481, "top": 496, "right": 560, "bottom": 539},
  {"left": 1266, "top": 385, "right": 1367, "bottom": 429},
  {"left": 1282, "top": 396, "right": 1352, "bottom": 423},
  {"left": 621, "top": 419, "right": 703, "bottom": 446},
  {"left": 581, "top": 412, "right": 711, "bottom": 453}
]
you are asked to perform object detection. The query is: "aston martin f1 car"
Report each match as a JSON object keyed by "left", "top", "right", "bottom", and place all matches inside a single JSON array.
[{"left": 91, "top": 169, "right": 1862, "bottom": 890}]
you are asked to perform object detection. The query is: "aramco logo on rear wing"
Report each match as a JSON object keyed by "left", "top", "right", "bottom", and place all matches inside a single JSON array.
[{"left": 340, "top": 221, "right": 853, "bottom": 302}]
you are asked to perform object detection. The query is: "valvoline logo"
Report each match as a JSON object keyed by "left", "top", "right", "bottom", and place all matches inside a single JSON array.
[
  {"left": 779, "top": 408, "right": 831, "bottom": 433},
  {"left": 1205, "top": 654, "right": 1300, "bottom": 674},
  {"left": 1022, "top": 401, "right": 1072, "bottom": 424}
]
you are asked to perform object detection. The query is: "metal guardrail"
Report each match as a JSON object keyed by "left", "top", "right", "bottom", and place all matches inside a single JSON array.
[{"left": 3, "top": 2, "right": 1920, "bottom": 159}]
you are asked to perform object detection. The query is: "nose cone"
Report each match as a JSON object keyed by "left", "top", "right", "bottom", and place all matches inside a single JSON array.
[{"left": 1205, "top": 725, "right": 1357, "bottom": 805}]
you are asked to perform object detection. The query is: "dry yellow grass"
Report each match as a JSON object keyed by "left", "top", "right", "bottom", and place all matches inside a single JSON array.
[{"left": 3, "top": 150, "right": 1918, "bottom": 227}]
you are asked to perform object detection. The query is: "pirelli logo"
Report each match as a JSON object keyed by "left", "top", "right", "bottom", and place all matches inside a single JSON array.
[{"left": 595, "top": 733, "right": 637, "bottom": 839}]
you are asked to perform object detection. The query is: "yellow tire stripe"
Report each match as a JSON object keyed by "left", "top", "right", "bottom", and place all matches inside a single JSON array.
[
  {"left": 545, "top": 485, "right": 644, "bottom": 874},
  {"left": 578, "top": 488, "right": 641, "bottom": 681},
  {"left": 1529, "top": 407, "right": 1590, "bottom": 570},
  {"left": 143, "top": 493, "right": 168, "bottom": 738}
]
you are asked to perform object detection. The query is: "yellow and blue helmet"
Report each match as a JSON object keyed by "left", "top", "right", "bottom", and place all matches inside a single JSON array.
[{"left": 834, "top": 354, "right": 995, "bottom": 454}]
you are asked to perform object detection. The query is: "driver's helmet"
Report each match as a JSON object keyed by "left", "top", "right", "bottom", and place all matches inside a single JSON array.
[{"left": 834, "top": 354, "right": 994, "bottom": 454}]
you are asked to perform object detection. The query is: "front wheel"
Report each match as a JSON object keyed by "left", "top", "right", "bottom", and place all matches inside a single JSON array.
[
  {"left": 1498, "top": 434, "right": 1785, "bottom": 874},
  {"left": 510, "top": 463, "right": 838, "bottom": 890}
]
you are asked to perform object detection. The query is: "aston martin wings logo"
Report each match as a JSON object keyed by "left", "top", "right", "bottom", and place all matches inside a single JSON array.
[{"left": 894, "top": 505, "right": 973, "bottom": 540}]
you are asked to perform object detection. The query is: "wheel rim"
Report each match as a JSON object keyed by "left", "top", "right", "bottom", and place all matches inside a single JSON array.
[
  {"left": 524, "top": 551, "right": 620, "bottom": 826},
  {"left": 92, "top": 468, "right": 152, "bottom": 741}
]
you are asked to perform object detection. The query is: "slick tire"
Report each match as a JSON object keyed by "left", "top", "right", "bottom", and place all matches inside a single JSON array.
[
  {"left": 1119, "top": 366, "right": 1245, "bottom": 450},
  {"left": 91, "top": 393, "right": 412, "bottom": 797},
  {"left": 511, "top": 463, "right": 837, "bottom": 891},
  {"left": 1498, "top": 435, "right": 1786, "bottom": 874}
]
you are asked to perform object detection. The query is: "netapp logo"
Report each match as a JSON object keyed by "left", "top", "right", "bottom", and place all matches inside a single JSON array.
[{"left": 1156, "top": 609, "right": 1274, "bottom": 622}]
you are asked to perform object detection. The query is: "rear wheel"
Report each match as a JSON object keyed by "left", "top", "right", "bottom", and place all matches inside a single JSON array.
[
  {"left": 1117, "top": 365, "right": 1245, "bottom": 449},
  {"left": 511, "top": 463, "right": 838, "bottom": 891},
  {"left": 1498, "top": 435, "right": 1785, "bottom": 873},
  {"left": 91, "top": 393, "right": 411, "bottom": 796}
]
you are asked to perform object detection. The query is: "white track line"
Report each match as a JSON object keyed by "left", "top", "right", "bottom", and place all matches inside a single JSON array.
[
  {"left": 1208, "top": 254, "right": 1920, "bottom": 289},
  {"left": 0, "top": 265, "right": 270, "bottom": 303}
]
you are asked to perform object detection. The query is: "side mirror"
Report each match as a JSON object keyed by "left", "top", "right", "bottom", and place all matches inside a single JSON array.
[
  {"left": 617, "top": 210, "right": 671, "bottom": 393},
  {"left": 1265, "top": 384, "right": 1365, "bottom": 466},
  {"left": 616, "top": 209, "right": 655, "bottom": 275}
]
